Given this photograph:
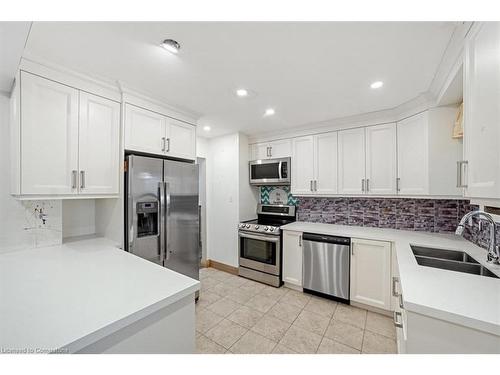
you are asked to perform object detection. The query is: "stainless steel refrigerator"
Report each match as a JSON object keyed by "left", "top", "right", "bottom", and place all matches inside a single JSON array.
[{"left": 125, "top": 154, "right": 200, "bottom": 283}]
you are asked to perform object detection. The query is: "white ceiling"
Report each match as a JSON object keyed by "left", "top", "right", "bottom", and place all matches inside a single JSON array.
[{"left": 21, "top": 22, "right": 456, "bottom": 137}]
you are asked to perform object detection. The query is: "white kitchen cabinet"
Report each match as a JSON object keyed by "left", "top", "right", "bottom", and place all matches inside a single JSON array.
[
  {"left": 291, "top": 136, "right": 315, "bottom": 194},
  {"left": 125, "top": 104, "right": 196, "bottom": 160},
  {"left": 166, "top": 117, "right": 196, "bottom": 160},
  {"left": 282, "top": 230, "right": 303, "bottom": 288},
  {"left": 125, "top": 104, "right": 166, "bottom": 155},
  {"left": 19, "top": 71, "right": 80, "bottom": 195},
  {"left": 314, "top": 132, "right": 338, "bottom": 194},
  {"left": 251, "top": 139, "right": 292, "bottom": 160},
  {"left": 12, "top": 71, "right": 121, "bottom": 198},
  {"left": 338, "top": 128, "right": 365, "bottom": 194},
  {"left": 78, "top": 92, "right": 121, "bottom": 195},
  {"left": 365, "top": 123, "right": 397, "bottom": 195},
  {"left": 350, "top": 238, "right": 392, "bottom": 311},
  {"left": 463, "top": 22, "right": 500, "bottom": 199},
  {"left": 397, "top": 112, "right": 429, "bottom": 195}
]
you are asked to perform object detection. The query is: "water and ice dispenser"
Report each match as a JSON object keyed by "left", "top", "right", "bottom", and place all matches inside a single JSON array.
[{"left": 136, "top": 201, "right": 158, "bottom": 238}]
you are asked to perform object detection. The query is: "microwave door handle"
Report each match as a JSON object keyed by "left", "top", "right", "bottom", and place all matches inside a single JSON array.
[
  {"left": 159, "top": 182, "right": 166, "bottom": 263},
  {"left": 278, "top": 161, "right": 282, "bottom": 179}
]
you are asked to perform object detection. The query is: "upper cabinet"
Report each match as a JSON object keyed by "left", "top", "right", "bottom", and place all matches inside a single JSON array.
[
  {"left": 338, "top": 128, "right": 366, "bottom": 194},
  {"left": 250, "top": 139, "right": 292, "bottom": 160},
  {"left": 463, "top": 22, "right": 500, "bottom": 199},
  {"left": 291, "top": 133, "right": 337, "bottom": 195},
  {"left": 11, "top": 72, "right": 120, "bottom": 198},
  {"left": 124, "top": 103, "right": 196, "bottom": 160}
]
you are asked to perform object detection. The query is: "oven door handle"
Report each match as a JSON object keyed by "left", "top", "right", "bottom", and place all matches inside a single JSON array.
[{"left": 239, "top": 232, "right": 280, "bottom": 242}]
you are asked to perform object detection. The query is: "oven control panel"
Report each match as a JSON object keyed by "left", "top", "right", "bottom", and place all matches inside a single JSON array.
[{"left": 238, "top": 223, "right": 279, "bottom": 235}]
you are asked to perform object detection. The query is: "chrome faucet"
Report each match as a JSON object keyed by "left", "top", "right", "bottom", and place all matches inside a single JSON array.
[{"left": 455, "top": 210, "right": 500, "bottom": 264}]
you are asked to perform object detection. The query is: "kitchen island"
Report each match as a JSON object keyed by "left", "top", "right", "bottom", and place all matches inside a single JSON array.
[{"left": 0, "top": 237, "right": 200, "bottom": 354}]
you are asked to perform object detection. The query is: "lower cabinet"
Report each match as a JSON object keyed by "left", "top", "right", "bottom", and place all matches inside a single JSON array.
[
  {"left": 282, "top": 231, "right": 303, "bottom": 288},
  {"left": 350, "top": 238, "right": 392, "bottom": 310}
]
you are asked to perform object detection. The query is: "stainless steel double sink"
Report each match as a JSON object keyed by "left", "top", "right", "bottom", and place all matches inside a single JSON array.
[{"left": 411, "top": 245, "right": 499, "bottom": 279}]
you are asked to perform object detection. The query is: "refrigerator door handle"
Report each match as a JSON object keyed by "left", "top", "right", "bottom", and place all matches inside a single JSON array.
[
  {"left": 159, "top": 181, "right": 166, "bottom": 262},
  {"left": 165, "top": 182, "right": 171, "bottom": 260}
]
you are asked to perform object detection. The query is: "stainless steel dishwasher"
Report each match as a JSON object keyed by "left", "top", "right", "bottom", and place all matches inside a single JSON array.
[{"left": 302, "top": 233, "right": 350, "bottom": 303}]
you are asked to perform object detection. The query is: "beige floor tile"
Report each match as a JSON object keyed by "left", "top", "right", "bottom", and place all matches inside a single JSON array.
[
  {"left": 362, "top": 330, "right": 397, "bottom": 354},
  {"left": 303, "top": 296, "right": 338, "bottom": 318},
  {"left": 205, "top": 319, "right": 248, "bottom": 349},
  {"left": 333, "top": 304, "right": 367, "bottom": 329},
  {"left": 227, "top": 305, "right": 264, "bottom": 329},
  {"left": 209, "top": 282, "right": 239, "bottom": 297},
  {"left": 200, "top": 277, "right": 221, "bottom": 291},
  {"left": 324, "top": 320, "right": 364, "bottom": 350},
  {"left": 226, "top": 288, "right": 256, "bottom": 304},
  {"left": 196, "top": 308, "right": 224, "bottom": 333},
  {"left": 293, "top": 309, "right": 330, "bottom": 336},
  {"left": 245, "top": 294, "right": 277, "bottom": 313},
  {"left": 239, "top": 279, "right": 266, "bottom": 295},
  {"left": 279, "top": 289, "right": 311, "bottom": 308},
  {"left": 272, "top": 344, "right": 298, "bottom": 354},
  {"left": 206, "top": 297, "right": 241, "bottom": 317},
  {"left": 267, "top": 301, "right": 302, "bottom": 323},
  {"left": 317, "top": 337, "right": 360, "bottom": 354},
  {"left": 224, "top": 275, "right": 249, "bottom": 288},
  {"left": 210, "top": 269, "right": 234, "bottom": 281},
  {"left": 279, "top": 325, "right": 322, "bottom": 354},
  {"left": 196, "top": 334, "right": 227, "bottom": 354},
  {"left": 251, "top": 315, "right": 291, "bottom": 342},
  {"left": 230, "top": 331, "right": 277, "bottom": 354},
  {"left": 365, "top": 311, "right": 396, "bottom": 339},
  {"left": 196, "top": 291, "right": 223, "bottom": 310},
  {"left": 259, "top": 285, "right": 289, "bottom": 300}
]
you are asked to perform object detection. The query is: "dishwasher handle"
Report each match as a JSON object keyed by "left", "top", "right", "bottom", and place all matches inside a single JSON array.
[{"left": 302, "top": 233, "right": 350, "bottom": 246}]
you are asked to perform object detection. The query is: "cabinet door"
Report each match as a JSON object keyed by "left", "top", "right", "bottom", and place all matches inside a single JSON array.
[
  {"left": 291, "top": 136, "right": 315, "bottom": 195},
  {"left": 166, "top": 118, "right": 196, "bottom": 160},
  {"left": 124, "top": 104, "right": 166, "bottom": 155},
  {"left": 282, "top": 231, "right": 303, "bottom": 287},
  {"left": 20, "top": 72, "right": 79, "bottom": 195},
  {"left": 350, "top": 238, "right": 391, "bottom": 310},
  {"left": 314, "top": 132, "right": 338, "bottom": 194},
  {"left": 78, "top": 92, "right": 121, "bottom": 195},
  {"left": 464, "top": 22, "right": 500, "bottom": 198},
  {"left": 251, "top": 143, "right": 270, "bottom": 160},
  {"left": 366, "top": 123, "right": 397, "bottom": 195},
  {"left": 338, "top": 128, "right": 365, "bottom": 194},
  {"left": 268, "top": 139, "right": 292, "bottom": 158},
  {"left": 397, "top": 112, "right": 429, "bottom": 195}
]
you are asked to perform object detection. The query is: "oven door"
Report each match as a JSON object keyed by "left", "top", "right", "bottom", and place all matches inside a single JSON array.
[
  {"left": 239, "top": 231, "right": 281, "bottom": 276},
  {"left": 249, "top": 158, "right": 290, "bottom": 185}
]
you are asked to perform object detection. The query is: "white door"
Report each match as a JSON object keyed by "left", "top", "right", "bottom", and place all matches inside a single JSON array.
[
  {"left": 282, "top": 231, "right": 303, "bottom": 288},
  {"left": 251, "top": 143, "right": 271, "bottom": 160},
  {"left": 291, "top": 136, "right": 314, "bottom": 195},
  {"left": 397, "top": 112, "right": 429, "bottom": 195},
  {"left": 350, "top": 238, "right": 392, "bottom": 310},
  {"left": 124, "top": 104, "right": 166, "bottom": 155},
  {"left": 166, "top": 118, "right": 196, "bottom": 160},
  {"left": 268, "top": 139, "right": 292, "bottom": 158},
  {"left": 78, "top": 92, "right": 121, "bottom": 195},
  {"left": 366, "top": 123, "right": 397, "bottom": 195},
  {"left": 314, "top": 132, "right": 338, "bottom": 194},
  {"left": 338, "top": 128, "right": 366, "bottom": 194},
  {"left": 464, "top": 22, "right": 500, "bottom": 198},
  {"left": 20, "top": 72, "right": 79, "bottom": 195}
]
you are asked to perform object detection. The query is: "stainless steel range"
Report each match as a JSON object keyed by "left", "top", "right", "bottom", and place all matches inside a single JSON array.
[{"left": 238, "top": 204, "right": 296, "bottom": 287}]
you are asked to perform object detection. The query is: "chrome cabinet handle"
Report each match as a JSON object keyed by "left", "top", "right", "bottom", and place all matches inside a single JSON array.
[
  {"left": 269, "top": 146, "right": 272, "bottom": 157},
  {"left": 161, "top": 137, "right": 166, "bottom": 152},
  {"left": 351, "top": 243, "right": 354, "bottom": 256},
  {"left": 310, "top": 180, "right": 313, "bottom": 191},
  {"left": 314, "top": 180, "right": 317, "bottom": 191},
  {"left": 393, "top": 311, "right": 403, "bottom": 328},
  {"left": 80, "top": 170, "right": 85, "bottom": 189},
  {"left": 399, "top": 294, "right": 404, "bottom": 309},
  {"left": 299, "top": 235, "right": 302, "bottom": 247},
  {"left": 392, "top": 276, "right": 400, "bottom": 297},
  {"left": 166, "top": 138, "right": 171, "bottom": 152},
  {"left": 396, "top": 177, "right": 401, "bottom": 192},
  {"left": 456, "top": 161, "right": 468, "bottom": 188},
  {"left": 366, "top": 178, "right": 370, "bottom": 192},
  {"left": 71, "top": 170, "right": 77, "bottom": 189},
  {"left": 361, "top": 179, "right": 365, "bottom": 192},
  {"left": 266, "top": 147, "right": 270, "bottom": 157}
]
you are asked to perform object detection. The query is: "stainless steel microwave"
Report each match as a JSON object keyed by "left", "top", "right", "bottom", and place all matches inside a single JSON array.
[{"left": 249, "top": 157, "right": 291, "bottom": 185}]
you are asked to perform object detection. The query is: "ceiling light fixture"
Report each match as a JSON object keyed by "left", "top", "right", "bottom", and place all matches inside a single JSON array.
[
  {"left": 264, "top": 108, "right": 275, "bottom": 116},
  {"left": 236, "top": 89, "right": 249, "bottom": 97},
  {"left": 161, "top": 39, "right": 181, "bottom": 54},
  {"left": 370, "top": 81, "right": 384, "bottom": 89},
  {"left": 203, "top": 125, "right": 211, "bottom": 132}
]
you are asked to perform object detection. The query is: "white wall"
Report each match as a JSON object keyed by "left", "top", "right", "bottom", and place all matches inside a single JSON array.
[
  {"left": 0, "top": 93, "right": 62, "bottom": 254},
  {"left": 196, "top": 136, "right": 209, "bottom": 159},
  {"left": 62, "top": 200, "right": 96, "bottom": 238},
  {"left": 205, "top": 132, "right": 257, "bottom": 267}
]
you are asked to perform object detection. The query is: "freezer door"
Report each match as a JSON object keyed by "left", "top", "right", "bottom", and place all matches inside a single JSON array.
[
  {"left": 163, "top": 160, "right": 200, "bottom": 280},
  {"left": 127, "top": 155, "right": 164, "bottom": 265}
]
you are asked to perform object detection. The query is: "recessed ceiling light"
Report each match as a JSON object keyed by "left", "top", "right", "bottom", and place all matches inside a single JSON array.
[
  {"left": 264, "top": 108, "right": 275, "bottom": 116},
  {"left": 161, "top": 39, "right": 181, "bottom": 54},
  {"left": 236, "top": 89, "right": 249, "bottom": 97},
  {"left": 203, "top": 125, "right": 211, "bottom": 132},
  {"left": 370, "top": 81, "right": 384, "bottom": 89}
]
